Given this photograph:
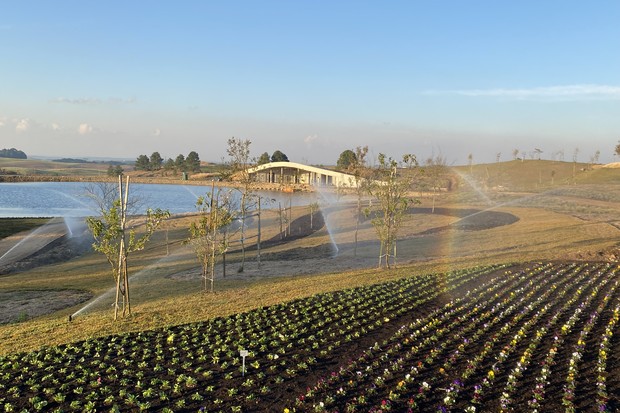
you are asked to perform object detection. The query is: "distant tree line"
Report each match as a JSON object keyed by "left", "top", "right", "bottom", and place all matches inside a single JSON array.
[
  {"left": 135, "top": 151, "right": 201, "bottom": 173},
  {"left": 0, "top": 148, "right": 27, "bottom": 159}
]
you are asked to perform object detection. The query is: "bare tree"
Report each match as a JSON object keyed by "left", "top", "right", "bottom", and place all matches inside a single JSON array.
[
  {"left": 512, "top": 148, "right": 519, "bottom": 160},
  {"left": 83, "top": 181, "right": 142, "bottom": 216},
  {"left": 309, "top": 202, "right": 320, "bottom": 229},
  {"left": 534, "top": 148, "right": 543, "bottom": 160},
  {"left": 348, "top": 145, "right": 370, "bottom": 256},
  {"left": 573, "top": 147, "right": 580, "bottom": 184},
  {"left": 424, "top": 153, "right": 449, "bottom": 213},
  {"left": 366, "top": 153, "right": 420, "bottom": 269}
]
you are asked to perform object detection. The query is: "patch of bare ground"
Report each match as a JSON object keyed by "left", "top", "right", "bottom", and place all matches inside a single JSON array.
[{"left": 0, "top": 290, "right": 92, "bottom": 324}]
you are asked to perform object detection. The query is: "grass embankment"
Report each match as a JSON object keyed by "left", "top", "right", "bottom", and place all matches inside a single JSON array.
[
  {"left": 0, "top": 218, "right": 51, "bottom": 240},
  {"left": 2, "top": 197, "right": 619, "bottom": 355},
  {"left": 453, "top": 159, "right": 620, "bottom": 190}
]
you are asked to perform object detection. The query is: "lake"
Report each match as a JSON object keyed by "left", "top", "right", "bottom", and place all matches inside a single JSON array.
[{"left": 0, "top": 182, "right": 318, "bottom": 218}]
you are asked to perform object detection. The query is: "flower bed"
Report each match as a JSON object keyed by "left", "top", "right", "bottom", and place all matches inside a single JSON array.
[{"left": 2, "top": 262, "right": 620, "bottom": 412}]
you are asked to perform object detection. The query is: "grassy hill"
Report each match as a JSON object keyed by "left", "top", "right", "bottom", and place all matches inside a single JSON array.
[
  {"left": 451, "top": 159, "right": 620, "bottom": 191},
  {"left": 0, "top": 158, "right": 113, "bottom": 177}
]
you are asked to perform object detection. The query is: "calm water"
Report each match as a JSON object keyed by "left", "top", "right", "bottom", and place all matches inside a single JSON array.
[{"left": 0, "top": 182, "right": 316, "bottom": 218}]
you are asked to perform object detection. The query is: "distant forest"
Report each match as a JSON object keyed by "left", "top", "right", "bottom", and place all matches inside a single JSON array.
[{"left": 0, "top": 148, "right": 27, "bottom": 159}]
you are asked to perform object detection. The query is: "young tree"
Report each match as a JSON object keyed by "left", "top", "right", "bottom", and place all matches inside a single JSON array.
[
  {"left": 86, "top": 176, "right": 169, "bottom": 320},
  {"left": 534, "top": 148, "right": 543, "bottom": 160},
  {"left": 186, "top": 183, "right": 236, "bottom": 292},
  {"left": 573, "top": 147, "right": 580, "bottom": 184},
  {"left": 309, "top": 202, "right": 320, "bottom": 229},
  {"left": 227, "top": 137, "right": 256, "bottom": 272},
  {"left": 424, "top": 153, "right": 449, "bottom": 213},
  {"left": 349, "top": 145, "right": 369, "bottom": 256},
  {"left": 366, "top": 153, "right": 419, "bottom": 269}
]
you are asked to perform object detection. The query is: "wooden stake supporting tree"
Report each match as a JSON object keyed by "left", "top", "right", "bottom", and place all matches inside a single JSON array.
[{"left": 86, "top": 176, "right": 169, "bottom": 320}]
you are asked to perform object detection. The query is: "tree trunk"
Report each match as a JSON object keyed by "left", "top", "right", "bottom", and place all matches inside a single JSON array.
[
  {"left": 123, "top": 255, "right": 130, "bottom": 316},
  {"left": 354, "top": 197, "right": 360, "bottom": 257},
  {"left": 114, "top": 269, "right": 121, "bottom": 321},
  {"left": 279, "top": 203, "right": 283, "bottom": 239},
  {"left": 239, "top": 193, "right": 246, "bottom": 273},
  {"left": 257, "top": 198, "right": 261, "bottom": 268}
]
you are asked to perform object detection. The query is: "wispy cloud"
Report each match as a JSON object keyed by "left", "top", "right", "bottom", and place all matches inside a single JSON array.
[
  {"left": 15, "top": 118, "right": 30, "bottom": 132},
  {"left": 304, "top": 134, "right": 319, "bottom": 146},
  {"left": 425, "top": 84, "right": 620, "bottom": 101},
  {"left": 78, "top": 123, "right": 94, "bottom": 135},
  {"left": 51, "top": 97, "right": 136, "bottom": 105}
]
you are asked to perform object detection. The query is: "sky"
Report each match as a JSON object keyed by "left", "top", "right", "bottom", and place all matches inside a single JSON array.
[{"left": 1, "top": 1, "right": 619, "bottom": 165}]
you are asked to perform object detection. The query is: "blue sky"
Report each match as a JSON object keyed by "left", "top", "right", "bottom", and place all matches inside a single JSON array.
[{"left": 1, "top": 1, "right": 619, "bottom": 165}]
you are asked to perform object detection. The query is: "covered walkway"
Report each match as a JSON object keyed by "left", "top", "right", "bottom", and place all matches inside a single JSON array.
[{"left": 247, "top": 162, "right": 358, "bottom": 188}]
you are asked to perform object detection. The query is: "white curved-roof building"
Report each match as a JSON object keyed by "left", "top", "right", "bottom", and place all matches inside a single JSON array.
[{"left": 247, "top": 161, "right": 359, "bottom": 188}]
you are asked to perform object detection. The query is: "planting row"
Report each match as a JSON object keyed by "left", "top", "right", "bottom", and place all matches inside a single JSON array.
[{"left": 3, "top": 262, "right": 620, "bottom": 412}]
